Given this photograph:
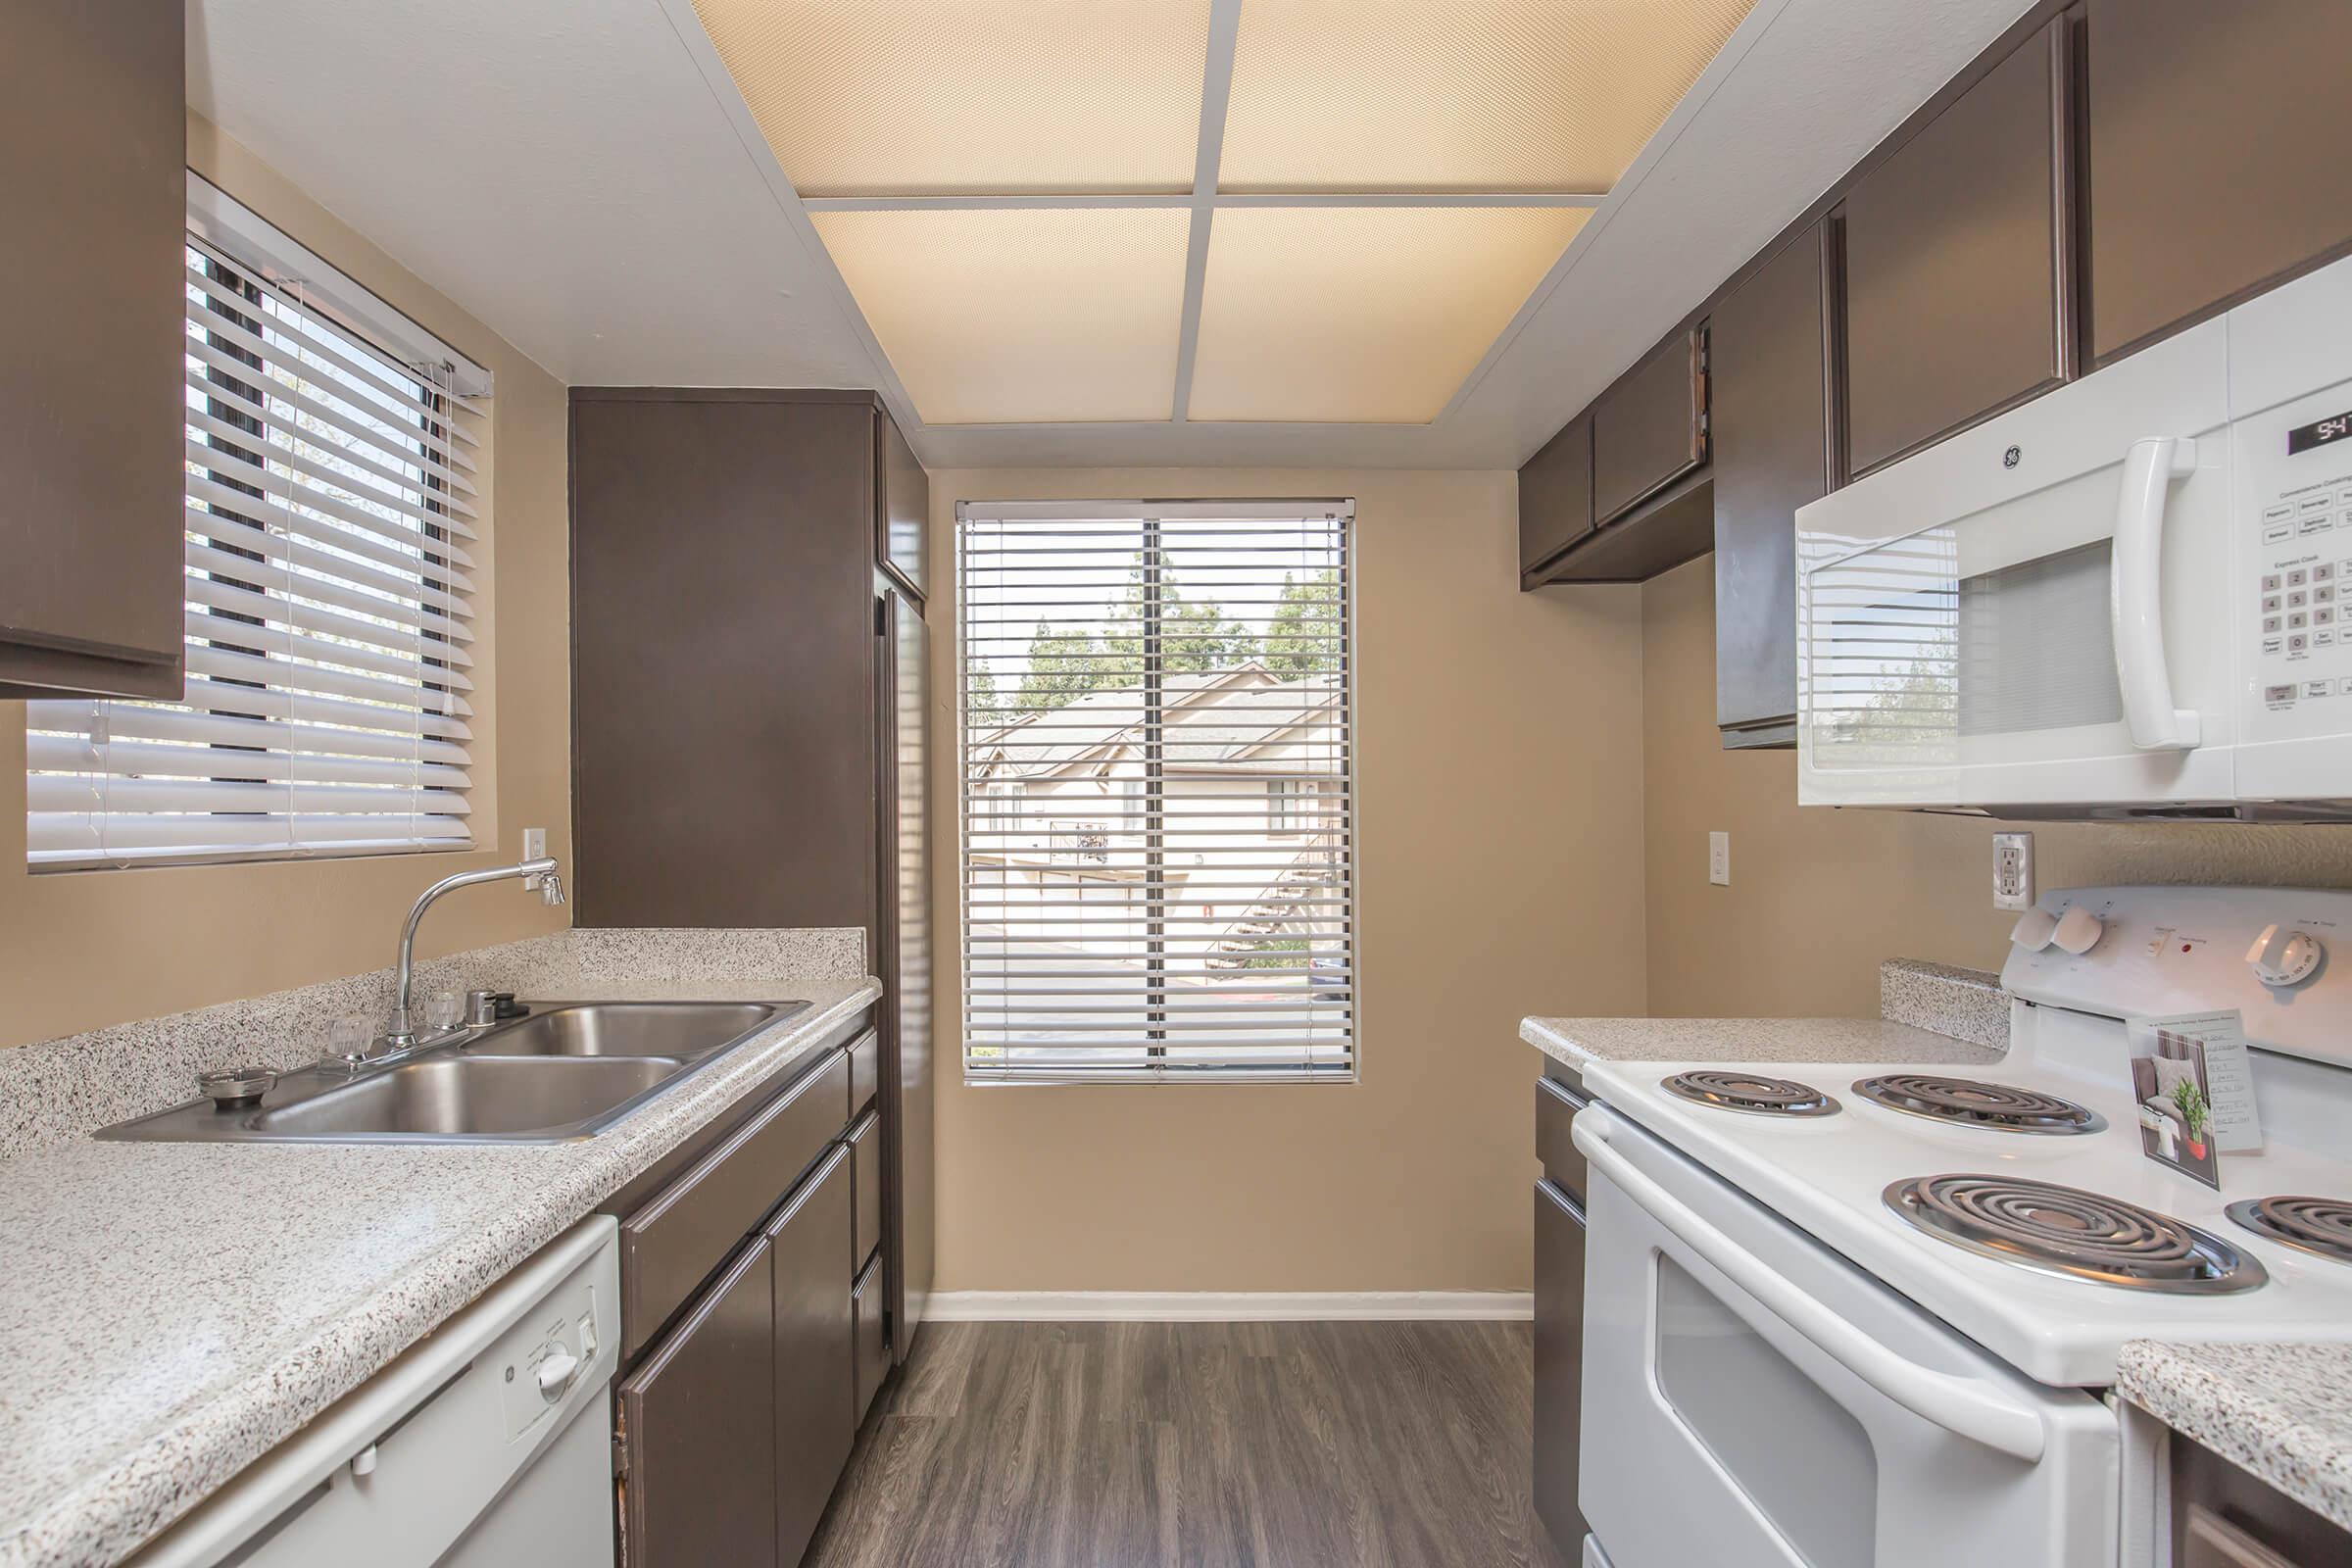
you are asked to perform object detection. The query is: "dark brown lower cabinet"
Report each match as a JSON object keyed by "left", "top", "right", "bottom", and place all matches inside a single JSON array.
[
  {"left": 771, "top": 1147, "right": 856, "bottom": 1568},
  {"left": 2172, "top": 1430, "right": 2352, "bottom": 1564},
  {"left": 849, "top": 1109, "right": 883, "bottom": 1274},
  {"left": 616, "top": 1239, "right": 777, "bottom": 1568},
  {"left": 607, "top": 1034, "right": 871, "bottom": 1568},
  {"left": 852, "top": 1254, "right": 890, "bottom": 1426},
  {"left": 1533, "top": 1178, "right": 1588, "bottom": 1556}
]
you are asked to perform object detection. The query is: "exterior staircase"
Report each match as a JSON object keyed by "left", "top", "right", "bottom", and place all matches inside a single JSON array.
[{"left": 1207, "top": 846, "right": 1340, "bottom": 969}]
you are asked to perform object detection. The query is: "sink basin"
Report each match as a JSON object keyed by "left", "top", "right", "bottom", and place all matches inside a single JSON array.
[
  {"left": 96, "top": 997, "right": 808, "bottom": 1144},
  {"left": 463, "top": 1002, "right": 787, "bottom": 1059},
  {"left": 247, "top": 1054, "right": 692, "bottom": 1140}
]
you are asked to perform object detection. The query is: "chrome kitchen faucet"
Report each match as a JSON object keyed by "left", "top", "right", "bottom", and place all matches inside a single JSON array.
[{"left": 381, "top": 858, "right": 566, "bottom": 1055}]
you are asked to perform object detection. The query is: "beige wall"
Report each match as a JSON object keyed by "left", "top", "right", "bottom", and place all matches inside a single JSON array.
[
  {"left": 0, "top": 117, "right": 572, "bottom": 1050},
  {"left": 1640, "top": 556, "right": 2352, "bottom": 1017},
  {"left": 927, "top": 468, "right": 1648, "bottom": 1292}
]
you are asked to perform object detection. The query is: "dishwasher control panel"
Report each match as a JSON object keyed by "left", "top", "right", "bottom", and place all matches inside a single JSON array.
[{"left": 496, "top": 1268, "right": 606, "bottom": 1443}]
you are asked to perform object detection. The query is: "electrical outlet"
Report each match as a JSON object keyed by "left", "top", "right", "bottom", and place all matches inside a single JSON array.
[
  {"left": 522, "top": 827, "right": 547, "bottom": 889},
  {"left": 1708, "top": 831, "right": 1731, "bottom": 887},
  {"left": 1993, "top": 832, "right": 2034, "bottom": 911}
]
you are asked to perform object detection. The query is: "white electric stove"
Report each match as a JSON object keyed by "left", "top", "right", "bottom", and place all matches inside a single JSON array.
[{"left": 1572, "top": 886, "right": 2352, "bottom": 1568}]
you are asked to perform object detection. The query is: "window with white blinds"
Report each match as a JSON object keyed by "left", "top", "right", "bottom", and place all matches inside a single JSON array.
[
  {"left": 958, "top": 500, "right": 1355, "bottom": 1083},
  {"left": 24, "top": 224, "right": 485, "bottom": 870}
]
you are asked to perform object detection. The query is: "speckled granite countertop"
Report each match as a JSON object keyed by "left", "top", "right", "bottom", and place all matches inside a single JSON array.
[
  {"left": 0, "top": 966, "right": 879, "bottom": 1568},
  {"left": 2119, "top": 1341, "right": 2352, "bottom": 1532},
  {"left": 1520, "top": 1014, "right": 2005, "bottom": 1072},
  {"left": 1522, "top": 957, "right": 2010, "bottom": 1074}
]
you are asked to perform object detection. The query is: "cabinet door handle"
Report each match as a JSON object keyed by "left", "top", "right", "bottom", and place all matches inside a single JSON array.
[{"left": 2109, "top": 434, "right": 2202, "bottom": 752}]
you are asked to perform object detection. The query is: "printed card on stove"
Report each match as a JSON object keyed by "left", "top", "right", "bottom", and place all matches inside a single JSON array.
[{"left": 2124, "top": 1009, "right": 2264, "bottom": 1190}]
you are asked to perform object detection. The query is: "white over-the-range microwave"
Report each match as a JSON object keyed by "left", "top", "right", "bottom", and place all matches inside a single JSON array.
[{"left": 1796, "top": 250, "right": 2352, "bottom": 819}]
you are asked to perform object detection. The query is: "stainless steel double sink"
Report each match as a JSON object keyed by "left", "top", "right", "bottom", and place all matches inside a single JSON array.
[{"left": 100, "top": 1001, "right": 808, "bottom": 1145}]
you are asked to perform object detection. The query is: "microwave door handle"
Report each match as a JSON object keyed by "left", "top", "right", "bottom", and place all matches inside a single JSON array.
[
  {"left": 1574, "top": 1116, "right": 2049, "bottom": 1464},
  {"left": 2110, "top": 435, "right": 2203, "bottom": 751}
]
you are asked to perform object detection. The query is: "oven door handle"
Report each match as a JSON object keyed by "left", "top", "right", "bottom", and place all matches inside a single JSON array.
[
  {"left": 1575, "top": 1116, "right": 2049, "bottom": 1464},
  {"left": 2110, "top": 434, "right": 2203, "bottom": 752}
]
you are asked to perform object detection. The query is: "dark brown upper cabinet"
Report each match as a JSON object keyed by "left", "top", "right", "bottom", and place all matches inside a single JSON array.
[
  {"left": 1531, "top": 478, "right": 1715, "bottom": 586},
  {"left": 1839, "top": 17, "right": 2072, "bottom": 480},
  {"left": 1710, "top": 222, "right": 1830, "bottom": 749},
  {"left": 0, "top": 1, "right": 187, "bottom": 700},
  {"left": 571, "top": 390, "right": 891, "bottom": 932},
  {"left": 1517, "top": 413, "right": 1593, "bottom": 581},
  {"left": 2084, "top": 0, "right": 2352, "bottom": 368},
  {"left": 1592, "top": 326, "right": 1709, "bottom": 524},
  {"left": 876, "top": 411, "right": 928, "bottom": 604},
  {"left": 1517, "top": 325, "right": 1713, "bottom": 587}
]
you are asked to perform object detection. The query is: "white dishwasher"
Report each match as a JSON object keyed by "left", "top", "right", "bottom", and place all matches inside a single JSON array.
[{"left": 133, "top": 1216, "right": 621, "bottom": 1568}]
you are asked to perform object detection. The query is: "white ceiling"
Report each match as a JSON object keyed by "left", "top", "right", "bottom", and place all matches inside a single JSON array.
[{"left": 187, "top": 0, "right": 2036, "bottom": 471}]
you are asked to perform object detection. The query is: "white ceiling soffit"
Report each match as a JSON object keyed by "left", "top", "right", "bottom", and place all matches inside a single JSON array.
[
  {"left": 184, "top": 0, "right": 894, "bottom": 397},
  {"left": 189, "top": 0, "right": 2037, "bottom": 470}
]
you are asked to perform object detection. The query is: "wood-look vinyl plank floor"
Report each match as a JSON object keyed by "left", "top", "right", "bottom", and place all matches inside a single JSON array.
[{"left": 804, "top": 1321, "right": 1574, "bottom": 1568}]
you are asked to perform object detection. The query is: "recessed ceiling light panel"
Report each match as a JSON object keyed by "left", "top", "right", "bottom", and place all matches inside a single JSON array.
[
  {"left": 1219, "top": 0, "right": 1758, "bottom": 193},
  {"left": 692, "top": 0, "right": 1212, "bottom": 195},
  {"left": 1187, "top": 206, "right": 1588, "bottom": 423},
  {"left": 812, "top": 208, "right": 1193, "bottom": 424}
]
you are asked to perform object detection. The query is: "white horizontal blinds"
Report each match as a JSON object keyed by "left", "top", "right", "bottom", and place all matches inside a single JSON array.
[
  {"left": 1803, "top": 526, "right": 1962, "bottom": 761},
  {"left": 959, "top": 500, "right": 1355, "bottom": 1083},
  {"left": 24, "top": 241, "right": 480, "bottom": 870}
]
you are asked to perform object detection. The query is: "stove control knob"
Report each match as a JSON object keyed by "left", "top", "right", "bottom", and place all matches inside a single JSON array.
[
  {"left": 2246, "top": 923, "right": 2324, "bottom": 988},
  {"left": 2008, "top": 907, "right": 2059, "bottom": 951},
  {"left": 2051, "top": 906, "right": 2105, "bottom": 956}
]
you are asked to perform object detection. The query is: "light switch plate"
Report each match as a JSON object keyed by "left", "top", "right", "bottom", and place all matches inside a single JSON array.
[
  {"left": 1708, "top": 831, "right": 1731, "bottom": 887},
  {"left": 1993, "top": 832, "right": 2034, "bottom": 910}
]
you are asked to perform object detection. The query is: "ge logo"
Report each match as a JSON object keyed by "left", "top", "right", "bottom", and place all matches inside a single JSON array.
[{"left": 2003, "top": 445, "right": 2022, "bottom": 469}]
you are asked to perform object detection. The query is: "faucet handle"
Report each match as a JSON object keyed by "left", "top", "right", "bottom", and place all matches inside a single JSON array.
[
  {"left": 328, "top": 1015, "right": 372, "bottom": 1070},
  {"left": 426, "top": 990, "right": 464, "bottom": 1032}
]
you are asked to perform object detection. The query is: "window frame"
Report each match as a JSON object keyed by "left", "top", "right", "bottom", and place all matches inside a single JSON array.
[{"left": 955, "top": 498, "right": 1358, "bottom": 1086}]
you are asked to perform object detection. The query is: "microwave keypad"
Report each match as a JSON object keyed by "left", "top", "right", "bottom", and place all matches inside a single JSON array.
[{"left": 2254, "top": 483, "right": 2352, "bottom": 686}]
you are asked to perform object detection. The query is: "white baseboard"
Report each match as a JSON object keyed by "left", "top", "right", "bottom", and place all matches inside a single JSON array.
[{"left": 924, "top": 1290, "right": 1534, "bottom": 1323}]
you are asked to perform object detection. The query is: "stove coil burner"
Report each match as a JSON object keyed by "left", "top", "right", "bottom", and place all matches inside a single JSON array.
[
  {"left": 1886, "top": 1174, "right": 2265, "bottom": 1294},
  {"left": 1853, "top": 1074, "right": 2105, "bottom": 1135},
  {"left": 1661, "top": 1070, "right": 1839, "bottom": 1118},
  {"left": 2227, "top": 1196, "right": 2352, "bottom": 1265}
]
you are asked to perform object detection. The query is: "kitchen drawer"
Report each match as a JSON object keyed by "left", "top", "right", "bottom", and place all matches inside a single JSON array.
[
  {"left": 1537, "top": 1074, "right": 1590, "bottom": 1196},
  {"left": 849, "top": 1107, "right": 883, "bottom": 1274},
  {"left": 849, "top": 1027, "right": 880, "bottom": 1119},
  {"left": 621, "top": 1047, "right": 850, "bottom": 1359},
  {"left": 852, "top": 1253, "right": 889, "bottom": 1424}
]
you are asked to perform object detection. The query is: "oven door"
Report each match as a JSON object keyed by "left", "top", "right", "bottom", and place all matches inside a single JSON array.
[
  {"left": 1797, "top": 318, "right": 2235, "bottom": 810},
  {"left": 1575, "top": 1105, "right": 2117, "bottom": 1568}
]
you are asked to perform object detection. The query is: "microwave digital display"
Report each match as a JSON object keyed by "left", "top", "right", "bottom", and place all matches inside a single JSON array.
[{"left": 2288, "top": 409, "right": 2352, "bottom": 455}]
